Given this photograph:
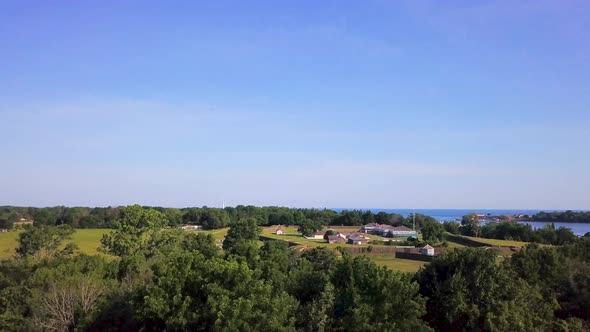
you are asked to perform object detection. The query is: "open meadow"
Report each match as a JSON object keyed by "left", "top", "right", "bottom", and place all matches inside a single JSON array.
[
  {"left": 0, "top": 226, "right": 533, "bottom": 273},
  {"left": 0, "top": 229, "right": 109, "bottom": 259}
]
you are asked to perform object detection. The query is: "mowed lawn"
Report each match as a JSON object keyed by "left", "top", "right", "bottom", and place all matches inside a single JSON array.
[
  {"left": 365, "top": 253, "right": 426, "bottom": 273},
  {"left": 457, "top": 235, "right": 531, "bottom": 248},
  {"left": 194, "top": 228, "right": 229, "bottom": 240},
  {"left": 0, "top": 229, "right": 110, "bottom": 259}
]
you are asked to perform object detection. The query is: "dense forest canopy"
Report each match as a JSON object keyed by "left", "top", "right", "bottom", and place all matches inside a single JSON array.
[
  {"left": 0, "top": 205, "right": 588, "bottom": 331},
  {"left": 527, "top": 210, "right": 590, "bottom": 223},
  {"left": 0, "top": 205, "right": 416, "bottom": 230}
]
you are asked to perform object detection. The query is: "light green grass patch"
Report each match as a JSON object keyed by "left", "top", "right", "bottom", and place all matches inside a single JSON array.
[
  {"left": 459, "top": 235, "right": 531, "bottom": 248},
  {"left": 0, "top": 232, "right": 20, "bottom": 259},
  {"left": 194, "top": 228, "right": 229, "bottom": 240},
  {"left": 0, "top": 229, "right": 111, "bottom": 259},
  {"left": 360, "top": 253, "right": 426, "bottom": 273}
]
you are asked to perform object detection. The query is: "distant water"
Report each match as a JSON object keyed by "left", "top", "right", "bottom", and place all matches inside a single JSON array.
[
  {"left": 333, "top": 208, "right": 590, "bottom": 236},
  {"left": 333, "top": 208, "right": 542, "bottom": 221},
  {"left": 518, "top": 221, "right": 590, "bottom": 236}
]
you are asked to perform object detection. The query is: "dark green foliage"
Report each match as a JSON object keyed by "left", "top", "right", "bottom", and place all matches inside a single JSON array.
[
  {"left": 420, "top": 219, "right": 445, "bottom": 244},
  {"left": 461, "top": 213, "right": 481, "bottom": 237},
  {"left": 530, "top": 210, "right": 590, "bottom": 223},
  {"left": 479, "top": 222, "right": 577, "bottom": 245},
  {"left": 334, "top": 210, "right": 363, "bottom": 226},
  {"left": 1, "top": 205, "right": 590, "bottom": 330},
  {"left": 297, "top": 219, "right": 323, "bottom": 237},
  {"left": 182, "top": 233, "right": 218, "bottom": 258},
  {"left": 512, "top": 241, "right": 590, "bottom": 323},
  {"left": 222, "top": 217, "right": 261, "bottom": 250},
  {"left": 0, "top": 205, "right": 408, "bottom": 230},
  {"left": 331, "top": 256, "right": 431, "bottom": 331},
  {"left": 134, "top": 251, "right": 298, "bottom": 331},
  {"left": 417, "top": 248, "right": 556, "bottom": 331},
  {"left": 0, "top": 218, "right": 14, "bottom": 230},
  {"left": 442, "top": 221, "right": 460, "bottom": 234},
  {"left": 100, "top": 205, "right": 167, "bottom": 257},
  {"left": 16, "top": 225, "right": 76, "bottom": 259}
]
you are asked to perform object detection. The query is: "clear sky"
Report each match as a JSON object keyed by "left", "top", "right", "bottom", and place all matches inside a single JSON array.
[{"left": 1, "top": 0, "right": 589, "bottom": 209}]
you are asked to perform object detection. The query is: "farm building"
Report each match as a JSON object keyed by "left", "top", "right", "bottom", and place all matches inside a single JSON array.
[
  {"left": 327, "top": 234, "right": 346, "bottom": 244},
  {"left": 13, "top": 218, "right": 34, "bottom": 228},
  {"left": 362, "top": 223, "right": 417, "bottom": 238},
  {"left": 347, "top": 233, "right": 370, "bottom": 245},
  {"left": 304, "top": 230, "right": 326, "bottom": 240},
  {"left": 421, "top": 244, "right": 435, "bottom": 256}
]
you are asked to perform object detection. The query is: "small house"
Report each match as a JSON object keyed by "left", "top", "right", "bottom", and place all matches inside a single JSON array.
[
  {"left": 362, "top": 223, "right": 379, "bottom": 233},
  {"left": 327, "top": 234, "right": 346, "bottom": 244},
  {"left": 347, "top": 233, "right": 370, "bottom": 245},
  {"left": 421, "top": 244, "right": 435, "bottom": 256},
  {"left": 304, "top": 230, "right": 326, "bottom": 240},
  {"left": 13, "top": 218, "right": 34, "bottom": 228},
  {"left": 275, "top": 229, "right": 284, "bottom": 235}
]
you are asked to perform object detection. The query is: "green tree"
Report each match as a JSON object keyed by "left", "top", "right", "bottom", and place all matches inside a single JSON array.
[
  {"left": 0, "top": 218, "right": 13, "bottom": 230},
  {"left": 259, "top": 240, "right": 290, "bottom": 291},
  {"left": 163, "top": 208, "right": 183, "bottom": 227},
  {"left": 134, "top": 251, "right": 298, "bottom": 331},
  {"left": 222, "top": 218, "right": 261, "bottom": 250},
  {"left": 421, "top": 219, "right": 445, "bottom": 244},
  {"left": 15, "top": 225, "right": 77, "bottom": 259},
  {"left": 442, "top": 221, "right": 460, "bottom": 234},
  {"left": 298, "top": 219, "right": 322, "bottom": 237},
  {"left": 417, "top": 248, "right": 555, "bottom": 331},
  {"left": 28, "top": 255, "right": 116, "bottom": 331},
  {"left": 182, "top": 232, "right": 219, "bottom": 259},
  {"left": 331, "top": 256, "right": 430, "bottom": 331},
  {"left": 222, "top": 218, "right": 261, "bottom": 266},
  {"left": 461, "top": 213, "right": 481, "bottom": 237},
  {"left": 100, "top": 205, "right": 166, "bottom": 257}
]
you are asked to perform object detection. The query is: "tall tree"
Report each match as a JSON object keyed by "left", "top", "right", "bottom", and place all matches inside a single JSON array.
[
  {"left": 16, "top": 225, "right": 77, "bottom": 260},
  {"left": 100, "top": 205, "right": 167, "bottom": 257},
  {"left": 421, "top": 219, "right": 445, "bottom": 244},
  {"left": 461, "top": 213, "right": 481, "bottom": 237}
]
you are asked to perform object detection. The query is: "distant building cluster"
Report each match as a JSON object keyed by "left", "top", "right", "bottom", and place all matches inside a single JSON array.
[
  {"left": 361, "top": 223, "right": 417, "bottom": 238},
  {"left": 181, "top": 225, "right": 203, "bottom": 231},
  {"left": 274, "top": 227, "right": 372, "bottom": 245}
]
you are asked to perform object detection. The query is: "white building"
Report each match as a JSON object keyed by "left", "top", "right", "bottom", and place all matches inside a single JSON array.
[{"left": 421, "top": 244, "right": 435, "bottom": 256}]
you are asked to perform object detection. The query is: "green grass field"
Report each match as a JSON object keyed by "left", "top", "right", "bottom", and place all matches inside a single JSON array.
[
  {"left": 364, "top": 253, "right": 427, "bottom": 273},
  {"left": 0, "top": 226, "right": 430, "bottom": 273},
  {"left": 194, "top": 228, "right": 228, "bottom": 240},
  {"left": 0, "top": 229, "right": 110, "bottom": 259},
  {"left": 456, "top": 235, "right": 531, "bottom": 248},
  {"left": 0, "top": 232, "right": 20, "bottom": 259}
]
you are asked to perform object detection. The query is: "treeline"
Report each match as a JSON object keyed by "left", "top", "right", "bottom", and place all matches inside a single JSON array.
[
  {"left": 444, "top": 214, "right": 579, "bottom": 246},
  {"left": 528, "top": 210, "right": 590, "bottom": 223},
  {"left": 0, "top": 205, "right": 426, "bottom": 230},
  {"left": 0, "top": 205, "right": 588, "bottom": 331}
]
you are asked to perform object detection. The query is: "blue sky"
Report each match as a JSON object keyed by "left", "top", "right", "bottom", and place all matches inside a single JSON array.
[{"left": 1, "top": 0, "right": 589, "bottom": 209}]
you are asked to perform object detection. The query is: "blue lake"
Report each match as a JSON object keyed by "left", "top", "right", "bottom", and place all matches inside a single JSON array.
[
  {"left": 517, "top": 221, "right": 590, "bottom": 236},
  {"left": 334, "top": 208, "right": 590, "bottom": 235}
]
